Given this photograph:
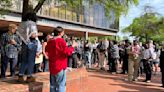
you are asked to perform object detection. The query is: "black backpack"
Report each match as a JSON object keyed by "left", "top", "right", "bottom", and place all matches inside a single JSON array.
[{"left": 97, "top": 43, "right": 106, "bottom": 52}]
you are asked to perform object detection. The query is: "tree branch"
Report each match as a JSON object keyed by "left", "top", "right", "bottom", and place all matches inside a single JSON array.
[{"left": 34, "top": 0, "right": 46, "bottom": 13}]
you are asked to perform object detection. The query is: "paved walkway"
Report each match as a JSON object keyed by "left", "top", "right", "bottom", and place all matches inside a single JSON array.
[
  {"left": 86, "top": 69, "right": 164, "bottom": 92},
  {"left": 0, "top": 68, "right": 164, "bottom": 92}
]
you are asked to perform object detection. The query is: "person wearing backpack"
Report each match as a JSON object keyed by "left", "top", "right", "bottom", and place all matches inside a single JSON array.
[
  {"left": 142, "top": 44, "right": 153, "bottom": 83},
  {"left": 97, "top": 39, "right": 107, "bottom": 70},
  {"left": 84, "top": 40, "right": 92, "bottom": 68},
  {"left": 110, "top": 40, "right": 120, "bottom": 74}
]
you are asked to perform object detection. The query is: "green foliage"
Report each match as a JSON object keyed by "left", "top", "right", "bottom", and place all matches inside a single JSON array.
[
  {"left": 122, "top": 36, "right": 129, "bottom": 40},
  {"left": 96, "top": 35, "right": 123, "bottom": 42},
  {"left": 0, "top": 0, "right": 138, "bottom": 20},
  {"left": 0, "top": 0, "right": 12, "bottom": 7},
  {"left": 98, "top": 36, "right": 116, "bottom": 41},
  {"left": 59, "top": 0, "right": 139, "bottom": 20},
  {"left": 89, "top": 37, "right": 97, "bottom": 43},
  {"left": 0, "top": 0, "right": 12, "bottom": 15},
  {"left": 123, "top": 13, "right": 164, "bottom": 43}
]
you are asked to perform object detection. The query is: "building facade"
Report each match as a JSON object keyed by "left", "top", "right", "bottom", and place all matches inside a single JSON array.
[{"left": 0, "top": 0, "right": 119, "bottom": 37}]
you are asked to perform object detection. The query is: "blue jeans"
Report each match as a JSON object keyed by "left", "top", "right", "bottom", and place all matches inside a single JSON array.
[
  {"left": 50, "top": 70, "right": 66, "bottom": 92},
  {"left": 43, "top": 57, "right": 49, "bottom": 72},
  {"left": 68, "top": 53, "right": 78, "bottom": 68},
  {"left": 84, "top": 51, "right": 91, "bottom": 68},
  {"left": 19, "top": 42, "right": 37, "bottom": 76},
  {"left": 1, "top": 56, "right": 17, "bottom": 77}
]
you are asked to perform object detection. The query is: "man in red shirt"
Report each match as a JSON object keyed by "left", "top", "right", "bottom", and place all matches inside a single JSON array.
[{"left": 46, "top": 26, "right": 77, "bottom": 92}]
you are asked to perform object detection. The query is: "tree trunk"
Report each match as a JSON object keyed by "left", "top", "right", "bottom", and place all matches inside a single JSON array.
[
  {"left": 22, "top": 0, "right": 29, "bottom": 21},
  {"left": 22, "top": 0, "right": 46, "bottom": 21}
]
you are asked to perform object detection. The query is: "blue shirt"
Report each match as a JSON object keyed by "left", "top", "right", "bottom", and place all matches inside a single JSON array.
[{"left": 1, "top": 32, "right": 22, "bottom": 58}]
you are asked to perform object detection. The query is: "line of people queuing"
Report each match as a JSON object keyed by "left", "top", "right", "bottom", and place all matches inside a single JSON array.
[
  {"left": 62, "top": 38, "right": 164, "bottom": 88},
  {"left": 0, "top": 13, "right": 164, "bottom": 92},
  {"left": 1, "top": 25, "right": 164, "bottom": 87},
  {"left": 87, "top": 39, "right": 164, "bottom": 88}
]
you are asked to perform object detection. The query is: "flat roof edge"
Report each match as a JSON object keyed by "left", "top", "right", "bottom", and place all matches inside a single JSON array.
[{"left": 9, "top": 10, "right": 118, "bottom": 33}]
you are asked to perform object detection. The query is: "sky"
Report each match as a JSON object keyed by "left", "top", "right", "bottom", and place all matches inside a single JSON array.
[{"left": 118, "top": 0, "right": 164, "bottom": 37}]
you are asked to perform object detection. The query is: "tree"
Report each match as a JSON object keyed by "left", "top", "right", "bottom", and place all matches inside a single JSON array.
[
  {"left": 0, "top": 0, "right": 46, "bottom": 20},
  {"left": 122, "top": 5, "right": 164, "bottom": 43},
  {"left": 123, "top": 13, "right": 164, "bottom": 42},
  {"left": 151, "top": 17, "right": 164, "bottom": 42},
  {"left": 64, "top": 0, "right": 139, "bottom": 21},
  {"left": 1, "top": 0, "right": 139, "bottom": 21},
  {"left": 22, "top": 0, "right": 46, "bottom": 21},
  {"left": 0, "top": 0, "right": 46, "bottom": 21},
  {"left": 0, "top": 0, "right": 12, "bottom": 15}
]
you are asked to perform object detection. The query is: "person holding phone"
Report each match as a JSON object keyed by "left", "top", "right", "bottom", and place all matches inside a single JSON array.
[{"left": 46, "top": 26, "right": 77, "bottom": 92}]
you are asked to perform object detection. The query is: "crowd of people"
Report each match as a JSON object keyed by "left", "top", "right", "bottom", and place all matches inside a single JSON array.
[
  {"left": 0, "top": 12, "right": 164, "bottom": 92},
  {"left": 64, "top": 38, "right": 164, "bottom": 87}
]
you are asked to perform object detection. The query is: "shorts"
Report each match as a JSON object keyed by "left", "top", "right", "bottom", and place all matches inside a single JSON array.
[{"left": 153, "top": 60, "right": 159, "bottom": 65}]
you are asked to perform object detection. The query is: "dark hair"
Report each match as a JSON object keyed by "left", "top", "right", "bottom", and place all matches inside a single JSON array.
[
  {"left": 133, "top": 40, "right": 138, "bottom": 45},
  {"left": 144, "top": 44, "right": 149, "bottom": 49},
  {"left": 125, "top": 39, "right": 129, "bottom": 44},
  {"left": 24, "top": 12, "right": 37, "bottom": 22},
  {"left": 113, "top": 40, "right": 117, "bottom": 45},
  {"left": 43, "top": 34, "right": 51, "bottom": 42},
  {"left": 70, "top": 36, "right": 75, "bottom": 40},
  {"left": 133, "top": 40, "right": 138, "bottom": 43},
  {"left": 53, "top": 26, "right": 64, "bottom": 36}
]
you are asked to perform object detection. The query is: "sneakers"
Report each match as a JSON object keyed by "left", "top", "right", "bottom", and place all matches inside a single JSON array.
[
  {"left": 160, "top": 85, "right": 164, "bottom": 88},
  {"left": 143, "top": 80, "right": 151, "bottom": 83},
  {"left": 111, "top": 72, "right": 116, "bottom": 75},
  {"left": 146, "top": 80, "right": 151, "bottom": 83},
  {"left": 132, "top": 79, "right": 138, "bottom": 82},
  {"left": 124, "top": 78, "right": 133, "bottom": 83},
  {"left": 26, "top": 76, "right": 36, "bottom": 83},
  {"left": 66, "top": 67, "right": 72, "bottom": 72}
]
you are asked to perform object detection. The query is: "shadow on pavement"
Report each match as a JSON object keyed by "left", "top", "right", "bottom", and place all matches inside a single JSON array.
[
  {"left": 111, "top": 83, "right": 164, "bottom": 92},
  {"left": 88, "top": 68, "right": 164, "bottom": 92},
  {"left": 28, "top": 82, "right": 44, "bottom": 92},
  {"left": 0, "top": 78, "right": 44, "bottom": 92}
]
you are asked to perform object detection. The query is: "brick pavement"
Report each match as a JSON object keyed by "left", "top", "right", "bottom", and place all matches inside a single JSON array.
[
  {"left": 0, "top": 68, "right": 164, "bottom": 92},
  {"left": 86, "top": 69, "right": 164, "bottom": 92},
  {"left": 0, "top": 68, "right": 88, "bottom": 92}
]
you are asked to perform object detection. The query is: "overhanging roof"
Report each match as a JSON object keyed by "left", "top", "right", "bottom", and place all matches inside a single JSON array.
[{"left": 0, "top": 11, "right": 118, "bottom": 36}]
